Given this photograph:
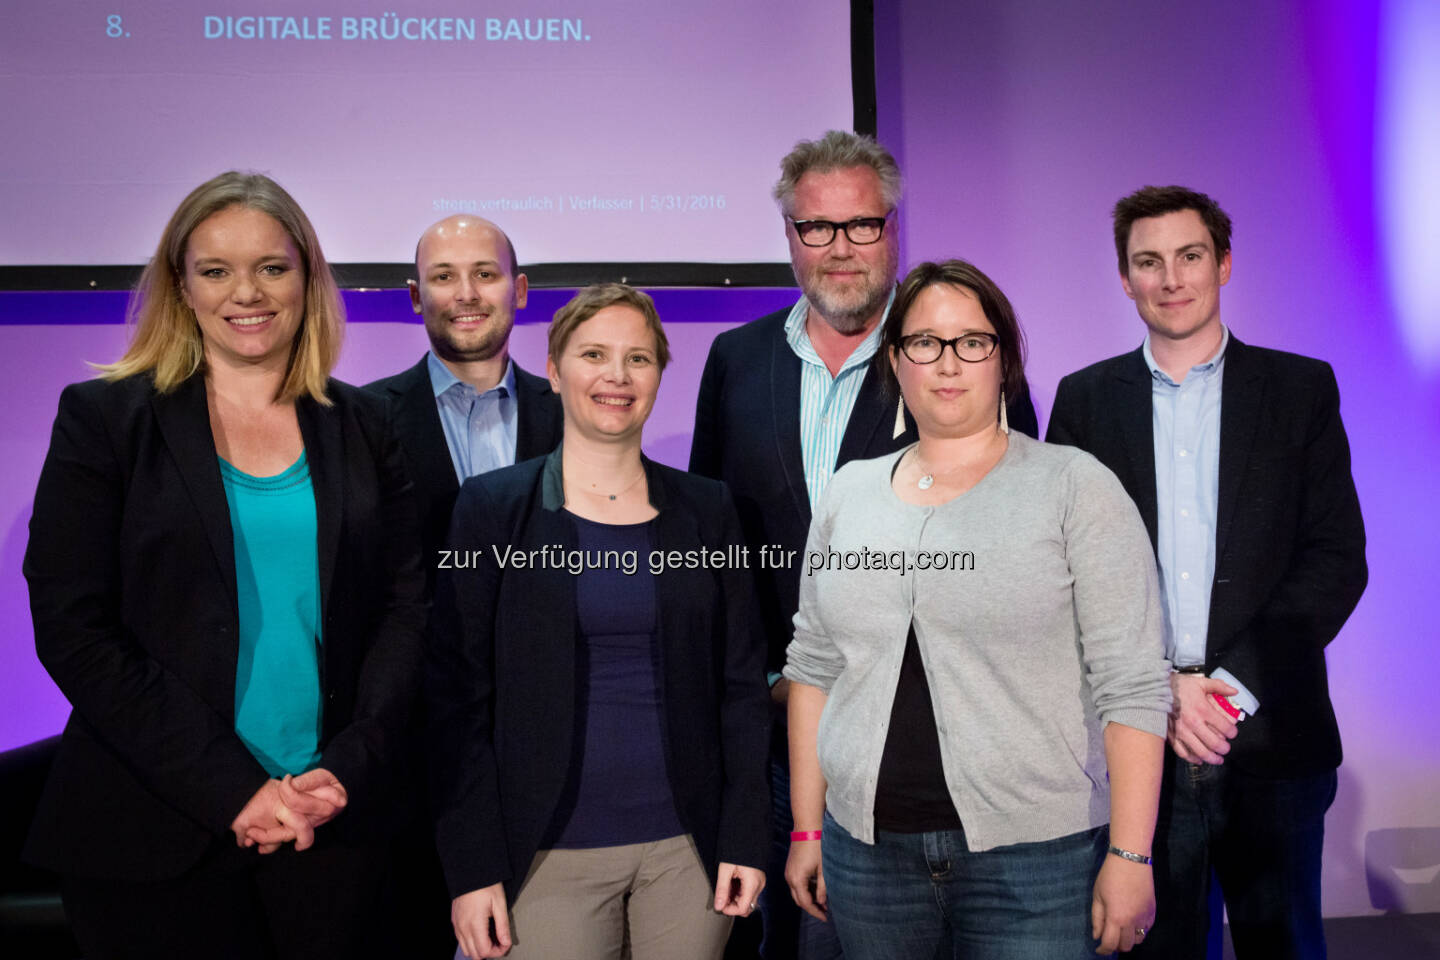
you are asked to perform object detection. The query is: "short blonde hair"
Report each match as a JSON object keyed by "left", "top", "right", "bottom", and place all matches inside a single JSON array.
[
  {"left": 97, "top": 171, "right": 343, "bottom": 403},
  {"left": 547, "top": 283, "right": 670, "bottom": 371}
]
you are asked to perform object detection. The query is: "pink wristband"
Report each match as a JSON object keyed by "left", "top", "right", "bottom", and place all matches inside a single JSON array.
[{"left": 790, "top": 830, "right": 822, "bottom": 842}]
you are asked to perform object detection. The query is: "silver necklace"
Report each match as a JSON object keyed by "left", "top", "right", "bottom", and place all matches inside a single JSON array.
[
  {"left": 578, "top": 469, "right": 645, "bottom": 501},
  {"left": 913, "top": 452, "right": 958, "bottom": 490},
  {"left": 912, "top": 436, "right": 1001, "bottom": 490}
]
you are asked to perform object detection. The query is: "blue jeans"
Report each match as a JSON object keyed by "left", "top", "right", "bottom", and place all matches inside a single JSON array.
[
  {"left": 1132, "top": 751, "right": 1337, "bottom": 960},
  {"left": 755, "top": 755, "right": 845, "bottom": 959},
  {"left": 821, "top": 811, "right": 1109, "bottom": 960}
]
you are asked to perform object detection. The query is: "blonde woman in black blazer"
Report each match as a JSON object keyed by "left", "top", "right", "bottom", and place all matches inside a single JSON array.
[
  {"left": 23, "top": 173, "right": 426, "bottom": 960},
  {"left": 429, "top": 284, "right": 770, "bottom": 960}
]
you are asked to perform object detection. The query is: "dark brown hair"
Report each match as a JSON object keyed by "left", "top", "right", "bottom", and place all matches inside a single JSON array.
[
  {"left": 1112, "top": 185, "right": 1232, "bottom": 275},
  {"left": 877, "top": 259, "right": 1027, "bottom": 401}
]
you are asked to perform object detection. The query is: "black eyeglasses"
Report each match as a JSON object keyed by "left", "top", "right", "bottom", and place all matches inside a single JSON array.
[
  {"left": 787, "top": 213, "right": 892, "bottom": 247},
  {"left": 898, "top": 332, "right": 999, "bottom": 364}
]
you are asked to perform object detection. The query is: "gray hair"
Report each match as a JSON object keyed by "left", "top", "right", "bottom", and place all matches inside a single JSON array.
[{"left": 773, "top": 130, "right": 902, "bottom": 215}]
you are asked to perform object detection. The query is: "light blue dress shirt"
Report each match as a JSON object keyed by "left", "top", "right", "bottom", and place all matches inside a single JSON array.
[
  {"left": 1144, "top": 326, "right": 1228, "bottom": 666},
  {"left": 427, "top": 351, "right": 518, "bottom": 483},
  {"left": 784, "top": 292, "right": 893, "bottom": 509}
]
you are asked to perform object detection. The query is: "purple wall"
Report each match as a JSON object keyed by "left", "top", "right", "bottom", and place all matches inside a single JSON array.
[
  {"left": 875, "top": 0, "right": 1440, "bottom": 917},
  {"left": 2, "top": 0, "right": 1436, "bottom": 918}
]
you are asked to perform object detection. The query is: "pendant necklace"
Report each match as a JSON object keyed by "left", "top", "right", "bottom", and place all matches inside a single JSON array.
[
  {"left": 914, "top": 455, "right": 947, "bottom": 490},
  {"left": 913, "top": 433, "right": 1002, "bottom": 490},
  {"left": 579, "top": 468, "right": 645, "bottom": 501},
  {"left": 912, "top": 449, "right": 960, "bottom": 490}
]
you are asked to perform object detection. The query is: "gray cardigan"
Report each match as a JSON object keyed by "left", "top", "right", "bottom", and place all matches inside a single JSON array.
[{"left": 783, "top": 434, "right": 1171, "bottom": 850}]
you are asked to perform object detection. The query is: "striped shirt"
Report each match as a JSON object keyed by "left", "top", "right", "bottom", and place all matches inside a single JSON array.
[{"left": 783, "top": 294, "right": 891, "bottom": 508}]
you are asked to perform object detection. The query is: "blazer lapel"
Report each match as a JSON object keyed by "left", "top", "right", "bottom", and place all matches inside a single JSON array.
[
  {"left": 150, "top": 376, "right": 237, "bottom": 605},
  {"left": 839, "top": 364, "right": 904, "bottom": 465},
  {"left": 528, "top": 459, "right": 580, "bottom": 716},
  {"left": 394, "top": 357, "right": 460, "bottom": 501},
  {"left": 770, "top": 334, "right": 811, "bottom": 526},
  {"left": 513, "top": 362, "right": 560, "bottom": 462},
  {"left": 1114, "top": 349, "right": 1160, "bottom": 550},
  {"left": 527, "top": 510, "right": 580, "bottom": 663},
  {"left": 297, "top": 394, "right": 343, "bottom": 617},
  {"left": 650, "top": 481, "right": 702, "bottom": 700},
  {"left": 1214, "top": 338, "right": 1262, "bottom": 566}
]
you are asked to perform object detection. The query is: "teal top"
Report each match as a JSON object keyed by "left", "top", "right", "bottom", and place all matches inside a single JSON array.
[{"left": 220, "top": 452, "right": 323, "bottom": 778}]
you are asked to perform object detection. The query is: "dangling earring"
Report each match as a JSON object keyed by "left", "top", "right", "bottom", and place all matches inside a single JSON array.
[
  {"left": 999, "top": 390, "right": 1010, "bottom": 435},
  {"left": 893, "top": 394, "right": 907, "bottom": 439}
]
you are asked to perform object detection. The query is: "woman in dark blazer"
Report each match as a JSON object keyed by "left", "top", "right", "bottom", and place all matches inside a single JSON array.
[
  {"left": 22, "top": 172, "right": 426, "bottom": 960},
  {"left": 428, "top": 283, "right": 770, "bottom": 960}
]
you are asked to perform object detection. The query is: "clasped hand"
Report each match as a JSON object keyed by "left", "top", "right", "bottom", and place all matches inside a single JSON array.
[
  {"left": 1167, "top": 673, "right": 1240, "bottom": 765},
  {"left": 228, "top": 767, "right": 349, "bottom": 854}
]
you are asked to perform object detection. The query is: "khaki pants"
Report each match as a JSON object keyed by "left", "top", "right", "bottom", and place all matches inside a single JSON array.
[{"left": 494, "top": 834, "right": 732, "bottom": 960}]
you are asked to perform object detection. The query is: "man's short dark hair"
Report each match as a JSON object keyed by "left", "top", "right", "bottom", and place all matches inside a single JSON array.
[{"left": 1112, "top": 186, "right": 1232, "bottom": 275}]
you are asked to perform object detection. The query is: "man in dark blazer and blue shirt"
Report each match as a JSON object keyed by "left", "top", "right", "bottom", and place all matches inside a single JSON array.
[
  {"left": 366, "top": 214, "right": 563, "bottom": 569},
  {"left": 364, "top": 214, "right": 562, "bottom": 956},
  {"left": 690, "top": 131, "right": 1037, "bottom": 959},
  {"left": 1047, "top": 186, "right": 1366, "bottom": 959}
]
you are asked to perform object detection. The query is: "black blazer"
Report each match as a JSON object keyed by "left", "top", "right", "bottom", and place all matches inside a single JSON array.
[
  {"left": 426, "top": 450, "right": 771, "bottom": 902},
  {"left": 364, "top": 355, "right": 563, "bottom": 567},
  {"left": 1046, "top": 338, "right": 1367, "bottom": 777},
  {"left": 688, "top": 307, "right": 1039, "bottom": 672},
  {"left": 22, "top": 374, "right": 427, "bottom": 880}
]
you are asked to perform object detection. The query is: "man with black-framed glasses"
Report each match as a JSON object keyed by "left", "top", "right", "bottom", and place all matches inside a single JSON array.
[{"left": 690, "top": 130, "right": 1037, "bottom": 960}]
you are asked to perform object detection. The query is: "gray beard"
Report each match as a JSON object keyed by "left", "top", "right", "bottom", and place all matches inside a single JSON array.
[{"left": 808, "top": 284, "right": 891, "bottom": 334}]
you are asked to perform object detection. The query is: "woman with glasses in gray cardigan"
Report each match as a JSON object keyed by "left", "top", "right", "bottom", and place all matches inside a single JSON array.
[{"left": 783, "top": 260, "right": 1172, "bottom": 959}]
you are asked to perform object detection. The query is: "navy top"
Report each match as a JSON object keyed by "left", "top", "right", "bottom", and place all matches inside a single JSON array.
[{"left": 545, "top": 513, "right": 685, "bottom": 848}]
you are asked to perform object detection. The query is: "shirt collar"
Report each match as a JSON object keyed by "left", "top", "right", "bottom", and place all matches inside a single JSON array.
[
  {"left": 783, "top": 289, "right": 894, "bottom": 373},
  {"left": 427, "top": 350, "right": 515, "bottom": 400},
  {"left": 1142, "top": 325, "right": 1230, "bottom": 386}
]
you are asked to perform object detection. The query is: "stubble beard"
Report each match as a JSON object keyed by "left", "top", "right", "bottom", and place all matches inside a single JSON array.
[
  {"left": 1141, "top": 303, "right": 1221, "bottom": 347},
  {"left": 426, "top": 308, "right": 514, "bottom": 364}
]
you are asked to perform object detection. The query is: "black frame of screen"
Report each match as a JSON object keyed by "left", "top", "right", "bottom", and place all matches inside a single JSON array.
[{"left": 0, "top": 1, "right": 876, "bottom": 293}]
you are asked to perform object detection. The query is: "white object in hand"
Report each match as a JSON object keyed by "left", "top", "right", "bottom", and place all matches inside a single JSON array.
[{"left": 1210, "top": 666, "right": 1260, "bottom": 720}]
